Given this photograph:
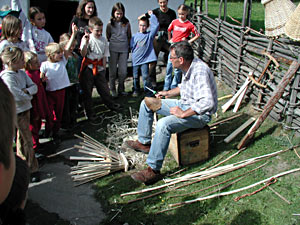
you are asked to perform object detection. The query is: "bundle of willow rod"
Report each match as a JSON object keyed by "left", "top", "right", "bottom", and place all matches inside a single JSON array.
[
  {"left": 70, "top": 132, "right": 129, "bottom": 186},
  {"left": 120, "top": 147, "right": 292, "bottom": 201}
]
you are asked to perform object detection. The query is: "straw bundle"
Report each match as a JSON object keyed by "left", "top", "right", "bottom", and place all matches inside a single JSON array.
[
  {"left": 70, "top": 132, "right": 131, "bottom": 186},
  {"left": 285, "top": 3, "right": 300, "bottom": 41},
  {"left": 262, "top": 0, "right": 296, "bottom": 37}
]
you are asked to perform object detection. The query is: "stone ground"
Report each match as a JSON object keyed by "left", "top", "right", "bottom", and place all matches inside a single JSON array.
[{"left": 25, "top": 138, "right": 106, "bottom": 225}]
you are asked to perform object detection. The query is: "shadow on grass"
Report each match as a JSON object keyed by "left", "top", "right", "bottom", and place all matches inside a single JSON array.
[
  {"left": 95, "top": 173, "right": 212, "bottom": 225},
  {"left": 95, "top": 170, "right": 263, "bottom": 225},
  {"left": 230, "top": 209, "right": 262, "bottom": 225}
]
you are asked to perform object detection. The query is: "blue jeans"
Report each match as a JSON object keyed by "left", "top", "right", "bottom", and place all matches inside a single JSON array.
[
  {"left": 137, "top": 99, "right": 211, "bottom": 170},
  {"left": 133, "top": 63, "right": 153, "bottom": 96},
  {"left": 163, "top": 53, "right": 182, "bottom": 91}
]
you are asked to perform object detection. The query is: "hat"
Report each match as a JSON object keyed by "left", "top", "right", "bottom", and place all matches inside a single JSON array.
[
  {"left": 0, "top": 9, "right": 21, "bottom": 19},
  {"left": 285, "top": 3, "right": 300, "bottom": 41},
  {"left": 262, "top": 0, "right": 296, "bottom": 37}
]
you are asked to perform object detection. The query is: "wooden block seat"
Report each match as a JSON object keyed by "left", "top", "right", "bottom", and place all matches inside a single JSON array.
[{"left": 168, "top": 126, "right": 210, "bottom": 166}]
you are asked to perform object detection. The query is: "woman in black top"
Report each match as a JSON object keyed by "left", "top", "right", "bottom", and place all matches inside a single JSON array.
[
  {"left": 68, "top": 0, "right": 97, "bottom": 70},
  {"left": 149, "top": 0, "right": 176, "bottom": 88}
]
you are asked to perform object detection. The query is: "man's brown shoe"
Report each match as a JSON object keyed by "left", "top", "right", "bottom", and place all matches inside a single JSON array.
[
  {"left": 125, "top": 140, "right": 150, "bottom": 154},
  {"left": 131, "top": 167, "right": 162, "bottom": 185}
]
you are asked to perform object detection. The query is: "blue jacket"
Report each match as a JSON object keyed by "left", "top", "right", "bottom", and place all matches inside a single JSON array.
[{"left": 130, "top": 14, "right": 159, "bottom": 66}]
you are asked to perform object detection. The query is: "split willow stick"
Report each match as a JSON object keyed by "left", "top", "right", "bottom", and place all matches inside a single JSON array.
[
  {"left": 206, "top": 149, "right": 244, "bottom": 170},
  {"left": 268, "top": 186, "right": 291, "bottom": 204},
  {"left": 47, "top": 147, "right": 74, "bottom": 158},
  {"left": 169, "top": 168, "right": 300, "bottom": 207},
  {"left": 209, "top": 113, "right": 243, "bottom": 127}
]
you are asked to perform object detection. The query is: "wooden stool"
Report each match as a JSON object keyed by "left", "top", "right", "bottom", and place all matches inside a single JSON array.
[{"left": 168, "top": 126, "right": 210, "bottom": 166}]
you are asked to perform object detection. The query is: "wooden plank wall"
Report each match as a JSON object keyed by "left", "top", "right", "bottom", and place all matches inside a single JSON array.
[{"left": 190, "top": 6, "right": 300, "bottom": 135}]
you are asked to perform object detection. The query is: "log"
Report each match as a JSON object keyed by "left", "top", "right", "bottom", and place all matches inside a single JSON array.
[{"left": 237, "top": 61, "right": 300, "bottom": 149}]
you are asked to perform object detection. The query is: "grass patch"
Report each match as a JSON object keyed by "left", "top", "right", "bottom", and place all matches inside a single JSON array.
[{"left": 78, "top": 77, "right": 300, "bottom": 225}]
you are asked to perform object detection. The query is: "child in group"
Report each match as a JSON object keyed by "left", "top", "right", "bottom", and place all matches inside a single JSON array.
[
  {"left": 130, "top": 10, "right": 159, "bottom": 97},
  {"left": 79, "top": 16, "right": 120, "bottom": 121},
  {"left": 11, "top": 0, "right": 54, "bottom": 63},
  {"left": 0, "top": 46, "right": 39, "bottom": 181},
  {"left": 163, "top": 4, "right": 200, "bottom": 91},
  {"left": 24, "top": 51, "right": 51, "bottom": 152},
  {"left": 59, "top": 33, "right": 80, "bottom": 129},
  {"left": 0, "top": 15, "right": 29, "bottom": 54},
  {"left": 106, "top": 2, "right": 131, "bottom": 97},
  {"left": 40, "top": 24, "right": 77, "bottom": 141}
]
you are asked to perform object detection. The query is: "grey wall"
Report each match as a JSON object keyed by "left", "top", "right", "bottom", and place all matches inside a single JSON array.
[
  {"left": 95, "top": 0, "right": 183, "bottom": 34},
  {"left": 0, "top": 0, "right": 183, "bottom": 34}
]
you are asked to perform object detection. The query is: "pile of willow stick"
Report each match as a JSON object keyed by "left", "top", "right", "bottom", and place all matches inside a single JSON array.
[
  {"left": 121, "top": 145, "right": 299, "bottom": 207},
  {"left": 70, "top": 132, "right": 130, "bottom": 186}
]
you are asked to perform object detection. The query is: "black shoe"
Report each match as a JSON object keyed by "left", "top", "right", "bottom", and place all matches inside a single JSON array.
[{"left": 30, "top": 171, "right": 41, "bottom": 183}]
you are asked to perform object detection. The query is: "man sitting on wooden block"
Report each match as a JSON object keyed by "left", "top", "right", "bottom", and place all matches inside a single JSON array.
[{"left": 125, "top": 41, "right": 218, "bottom": 185}]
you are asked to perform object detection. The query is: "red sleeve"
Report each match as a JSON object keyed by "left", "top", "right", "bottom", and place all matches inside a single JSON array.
[
  {"left": 190, "top": 22, "right": 200, "bottom": 37},
  {"left": 168, "top": 19, "right": 175, "bottom": 32}
]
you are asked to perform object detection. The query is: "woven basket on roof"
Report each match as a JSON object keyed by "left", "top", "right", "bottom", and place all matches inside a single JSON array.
[
  {"left": 285, "top": 3, "right": 300, "bottom": 41},
  {"left": 262, "top": 0, "right": 296, "bottom": 37}
]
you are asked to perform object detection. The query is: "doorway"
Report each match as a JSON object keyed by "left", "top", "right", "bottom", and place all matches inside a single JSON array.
[{"left": 30, "top": 0, "right": 78, "bottom": 42}]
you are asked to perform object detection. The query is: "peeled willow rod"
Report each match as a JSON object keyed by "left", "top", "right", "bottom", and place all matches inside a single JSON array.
[
  {"left": 123, "top": 157, "right": 266, "bottom": 201},
  {"left": 169, "top": 162, "right": 267, "bottom": 199},
  {"left": 122, "top": 147, "right": 290, "bottom": 197},
  {"left": 169, "top": 168, "right": 300, "bottom": 207}
]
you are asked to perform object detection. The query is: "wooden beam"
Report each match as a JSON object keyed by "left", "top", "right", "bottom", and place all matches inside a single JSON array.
[{"left": 224, "top": 117, "right": 256, "bottom": 143}]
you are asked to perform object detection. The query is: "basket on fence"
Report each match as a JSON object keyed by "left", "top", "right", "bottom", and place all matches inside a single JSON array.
[
  {"left": 262, "top": 0, "right": 296, "bottom": 37},
  {"left": 285, "top": 3, "right": 300, "bottom": 41}
]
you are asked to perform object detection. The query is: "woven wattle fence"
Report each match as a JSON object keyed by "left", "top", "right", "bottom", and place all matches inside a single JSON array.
[{"left": 190, "top": 0, "right": 300, "bottom": 135}]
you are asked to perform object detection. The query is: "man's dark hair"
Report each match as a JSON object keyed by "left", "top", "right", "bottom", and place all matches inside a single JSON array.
[{"left": 170, "top": 41, "right": 194, "bottom": 62}]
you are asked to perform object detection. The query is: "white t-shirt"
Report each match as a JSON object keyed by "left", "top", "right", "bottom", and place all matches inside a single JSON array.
[
  {"left": 40, "top": 56, "right": 70, "bottom": 91},
  {"left": 0, "top": 40, "right": 29, "bottom": 53},
  {"left": 80, "top": 34, "right": 109, "bottom": 71},
  {"left": 11, "top": 0, "right": 54, "bottom": 63},
  {"left": 30, "top": 27, "right": 54, "bottom": 63}
]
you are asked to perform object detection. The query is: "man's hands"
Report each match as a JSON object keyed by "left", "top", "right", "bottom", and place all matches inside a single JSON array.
[
  {"left": 170, "top": 106, "right": 185, "bottom": 118},
  {"left": 155, "top": 90, "right": 169, "bottom": 99}
]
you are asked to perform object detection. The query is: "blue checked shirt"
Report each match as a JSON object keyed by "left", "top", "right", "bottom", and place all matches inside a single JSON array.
[{"left": 179, "top": 58, "right": 218, "bottom": 116}]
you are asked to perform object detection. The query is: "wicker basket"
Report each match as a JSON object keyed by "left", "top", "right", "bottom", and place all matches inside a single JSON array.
[
  {"left": 262, "top": 0, "right": 296, "bottom": 37},
  {"left": 285, "top": 3, "right": 300, "bottom": 41}
]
